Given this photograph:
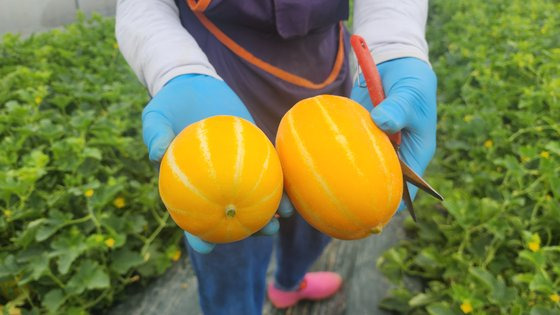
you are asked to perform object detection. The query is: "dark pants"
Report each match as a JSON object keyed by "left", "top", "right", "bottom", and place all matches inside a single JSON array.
[{"left": 187, "top": 213, "right": 331, "bottom": 315}]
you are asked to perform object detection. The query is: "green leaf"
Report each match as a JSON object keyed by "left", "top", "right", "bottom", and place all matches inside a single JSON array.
[
  {"left": 544, "top": 142, "right": 560, "bottom": 156},
  {"left": 43, "top": 289, "right": 65, "bottom": 314},
  {"left": 378, "top": 288, "right": 412, "bottom": 312},
  {"left": 512, "top": 273, "right": 533, "bottom": 285},
  {"left": 469, "top": 267, "right": 517, "bottom": 305},
  {"left": 65, "top": 307, "right": 89, "bottom": 315},
  {"left": 376, "top": 248, "right": 407, "bottom": 283},
  {"left": 18, "top": 249, "right": 51, "bottom": 284},
  {"left": 0, "top": 255, "right": 19, "bottom": 278},
  {"left": 409, "top": 292, "right": 438, "bottom": 307},
  {"left": 51, "top": 230, "right": 88, "bottom": 275},
  {"left": 413, "top": 247, "right": 445, "bottom": 272},
  {"left": 83, "top": 147, "right": 102, "bottom": 160},
  {"left": 35, "top": 225, "right": 61, "bottom": 242},
  {"left": 13, "top": 218, "right": 44, "bottom": 248},
  {"left": 529, "top": 272, "right": 554, "bottom": 293},
  {"left": 66, "top": 260, "right": 110, "bottom": 295},
  {"left": 110, "top": 248, "right": 144, "bottom": 274},
  {"left": 427, "top": 303, "right": 462, "bottom": 315},
  {"left": 469, "top": 267, "right": 496, "bottom": 289},
  {"left": 35, "top": 210, "right": 73, "bottom": 242},
  {"left": 529, "top": 306, "right": 560, "bottom": 315},
  {"left": 519, "top": 250, "right": 546, "bottom": 269}
]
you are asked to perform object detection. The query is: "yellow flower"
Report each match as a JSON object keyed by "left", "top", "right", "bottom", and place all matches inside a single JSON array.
[
  {"left": 84, "top": 189, "right": 94, "bottom": 198},
  {"left": 104, "top": 238, "right": 115, "bottom": 248},
  {"left": 484, "top": 140, "right": 493, "bottom": 148},
  {"left": 113, "top": 197, "right": 126, "bottom": 208},
  {"left": 540, "top": 151, "right": 550, "bottom": 159},
  {"left": 113, "top": 42, "right": 119, "bottom": 49},
  {"left": 4, "top": 209, "right": 12, "bottom": 218},
  {"left": 460, "top": 301, "right": 473, "bottom": 314},
  {"left": 463, "top": 115, "right": 474, "bottom": 122},
  {"left": 34, "top": 96, "right": 43, "bottom": 105},
  {"left": 528, "top": 241, "right": 540, "bottom": 252},
  {"left": 550, "top": 293, "right": 560, "bottom": 302},
  {"left": 171, "top": 249, "right": 181, "bottom": 262}
]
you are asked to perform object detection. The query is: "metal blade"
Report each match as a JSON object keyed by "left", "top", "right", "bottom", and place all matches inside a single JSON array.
[
  {"left": 402, "top": 179, "right": 416, "bottom": 222},
  {"left": 399, "top": 159, "right": 444, "bottom": 201}
]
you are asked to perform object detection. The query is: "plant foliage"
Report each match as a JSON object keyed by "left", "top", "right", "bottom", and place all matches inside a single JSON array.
[
  {"left": 0, "top": 14, "right": 182, "bottom": 314},
  {"left": 378, "top": 0, "right": 560, "bottom": 314}
]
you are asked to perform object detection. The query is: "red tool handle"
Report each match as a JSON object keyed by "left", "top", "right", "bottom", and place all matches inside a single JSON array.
[{"left": 350, "top": 35, "right": 401, "bottom": 146}]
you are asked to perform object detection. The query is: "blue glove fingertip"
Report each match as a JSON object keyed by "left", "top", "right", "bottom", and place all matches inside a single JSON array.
[
  {"left": 259, "top": 217, "right": 280, "bottom": 235},
  {"left": 370, "top": 99, "right": 409, "bottom": 134},
  {"left": 142, "top": 110, "right": 175, "bottom": 162},
  {"left": 148, "top": 130, "right": 174, "bottom": 162},
  {"left": 184, "top": 231, "right": 216, "bottom": 254},
  {"left": 277, "top": 193, "right": 295, "bottom": 218}
]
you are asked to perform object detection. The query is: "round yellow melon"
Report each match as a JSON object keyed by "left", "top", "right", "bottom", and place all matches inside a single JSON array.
[
  {"left": 159, "top": 115, "right": 283, "bottom": 243},
  {"left": 275, "top": 95, "right": 403, "bottom": 240}
]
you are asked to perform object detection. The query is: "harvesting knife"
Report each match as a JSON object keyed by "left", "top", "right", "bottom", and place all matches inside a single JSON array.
[{"left": 350, "top": 35, "right": 444, "bottom": 222}]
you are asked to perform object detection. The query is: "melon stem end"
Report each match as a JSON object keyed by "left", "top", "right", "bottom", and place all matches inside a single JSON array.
[
  {"left": 225, "top": 205, "right": 236, "bottom": 218},
  {"left": 371, "top": 226, "right": 383, "bottom": 234}
]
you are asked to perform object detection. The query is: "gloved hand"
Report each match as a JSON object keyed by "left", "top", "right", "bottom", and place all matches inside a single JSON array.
[
  {"left": 143, "top": 74, "right": 294, "bottom": 254},
  {"left": 350, "top": 57, "right": 437, "bottom": 212}
]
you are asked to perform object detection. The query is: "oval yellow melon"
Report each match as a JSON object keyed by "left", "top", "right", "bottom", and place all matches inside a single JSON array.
[
  {"left": 275, "top": 95, "right": 403, "bottom": 240},
  {"left": 159, "top": 115, "right": 283, "bottom": 243}
]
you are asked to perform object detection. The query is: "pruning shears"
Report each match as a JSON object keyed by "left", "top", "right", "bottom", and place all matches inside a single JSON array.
[{"left": 350, "top": 34, "right": 443, "bottom": 221}]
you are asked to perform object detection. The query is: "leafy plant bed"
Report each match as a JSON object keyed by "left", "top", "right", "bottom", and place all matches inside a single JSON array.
[
  {"left": 377, "top": 0, "right": 560, "bottom": 314},
  {"left": 0, "top": 14, "right": 182, "bottom": 314}
]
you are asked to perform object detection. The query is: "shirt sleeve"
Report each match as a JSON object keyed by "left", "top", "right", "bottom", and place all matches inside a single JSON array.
[
  {"left": 115, "top": 0, "right": 221, "bottom": 96},
  {"left": 353, "top": 0, "right": 430, "bottom": 65}
]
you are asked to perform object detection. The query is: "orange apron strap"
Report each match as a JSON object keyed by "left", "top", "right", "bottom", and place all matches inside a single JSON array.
[
  {"left": 187, "top": 0, "right": 212, "bottom": 12},
  {"left": 190, "top": 8, "right": 345, "bottom": 90}
]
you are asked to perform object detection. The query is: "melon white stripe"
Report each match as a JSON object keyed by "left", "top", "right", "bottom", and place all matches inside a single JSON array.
[
  {"left": 359, "top": 117, "right": 393, "bottom": 209},
  {"left": 246, "top": 143, "right": 271, "bottom": 198},
  {"left": 242, "top": 181, "right": 282, "bottom": 212},
  {"left": 196, "top": 120, "right": 217, "bottom": 180},
  {"left": 236, "top": 182, "right": 282, "bottom": 236},
  {"left": 233, "top": 118, "right": 245, "bottom": 189},
  {"left": 167, "top": 143, "right": 213, "bottom": 204},
  {"left": 315, "top": 97, "right": 365, "bottom": 177},
  {"left": 287, "top": 113, "right": 365, "bottom": 228},
  {"left": 288, "top": 188, "right": 349, "bottom": 237},
  {"left": 233, "top": 185, "right": 281, "bottom": 233},
  {"left": 199, "top": 216, "right": 227, "bottom": 239},
  {"left": 231, "top": 219, "right": 254, "bottom": 235}
]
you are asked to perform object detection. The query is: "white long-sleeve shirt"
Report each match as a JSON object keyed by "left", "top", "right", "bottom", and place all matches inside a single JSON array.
[{"left": 116, "top": 0, "right": 429, "bottom": 96}]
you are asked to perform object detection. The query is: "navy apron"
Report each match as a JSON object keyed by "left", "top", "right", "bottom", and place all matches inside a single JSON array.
[{"left": 175, "top": 0, "right": 352, "bottom": 139}]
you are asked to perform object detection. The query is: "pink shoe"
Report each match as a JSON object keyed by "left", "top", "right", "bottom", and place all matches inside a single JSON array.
[{"left": 267, "top": 272, "right": 343, "bottom": 309}]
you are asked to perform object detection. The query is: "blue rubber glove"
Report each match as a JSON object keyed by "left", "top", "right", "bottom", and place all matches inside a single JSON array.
[
  {"left": 350, "top": 57, "right": 437, "bottom": 212},
  {"left": 143, "top": 74, "right": 294, "bottom": 254}
]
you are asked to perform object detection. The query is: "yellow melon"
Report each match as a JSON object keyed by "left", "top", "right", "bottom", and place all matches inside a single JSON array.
[
  {"left": 159, "top": 115, "right": 283, "bottom": 243},
  {"left": 275, "top": 95, "right": 403, "bottom": 240}
]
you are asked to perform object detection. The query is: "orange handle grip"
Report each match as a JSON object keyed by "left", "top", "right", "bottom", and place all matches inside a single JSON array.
[{"left": 350, "top": 35, "right": 401, "bottom": 146}]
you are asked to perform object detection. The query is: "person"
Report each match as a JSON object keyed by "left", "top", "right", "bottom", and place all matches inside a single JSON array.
[{"left": 116, "top": 0, "right": 437, "bottom": 314}]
